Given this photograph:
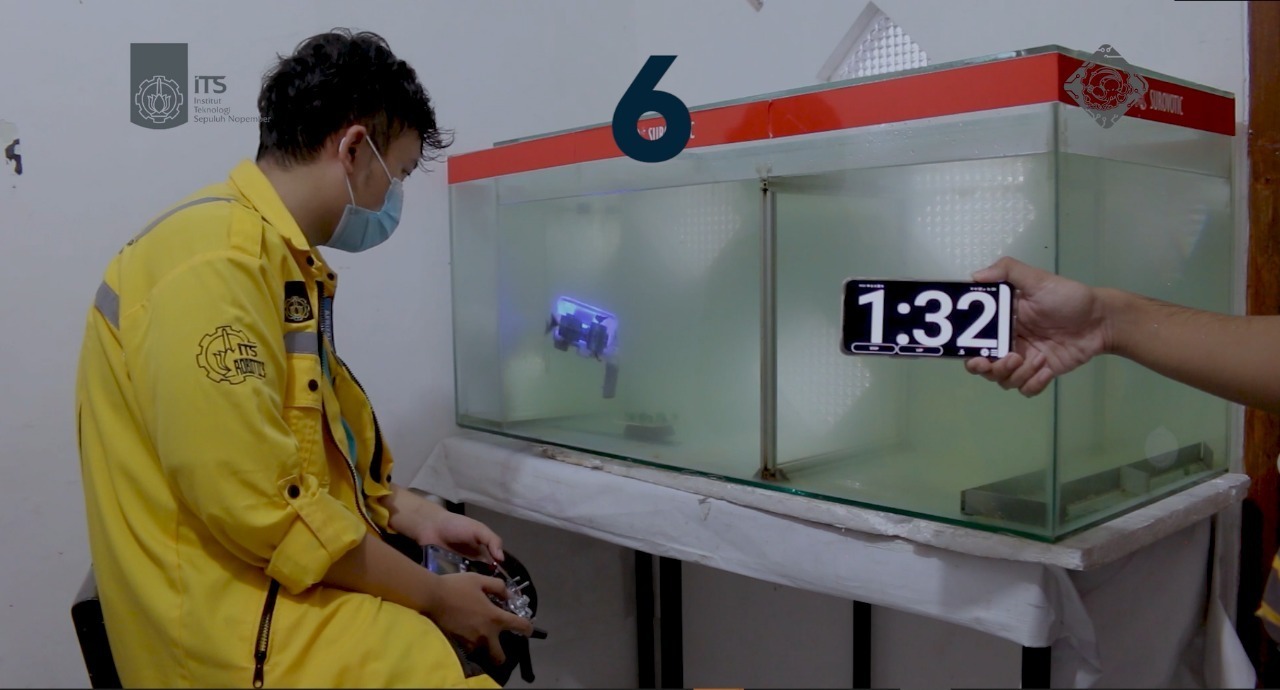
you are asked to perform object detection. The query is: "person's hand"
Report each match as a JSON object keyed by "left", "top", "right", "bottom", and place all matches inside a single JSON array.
[
  {"left": 382, "top": 485, "right": 506, "bottom": 564},
  {"left": 426, "top": 573, "right": 535, "bottom": 664},
  {"left": 965, "top": 257, "right": 1110, "bottom": 396},
  {"left": 415, "top": 510, "right": 505, "bottom": 564}
]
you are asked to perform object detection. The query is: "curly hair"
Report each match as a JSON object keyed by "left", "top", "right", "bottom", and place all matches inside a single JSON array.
[{"left": 255, "top": 29, "right": 451, "bottom": 169}]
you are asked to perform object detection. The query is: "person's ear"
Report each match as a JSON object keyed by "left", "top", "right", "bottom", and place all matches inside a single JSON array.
[{"left": 335, "top": 125, "right": 368, "bottom": 173}]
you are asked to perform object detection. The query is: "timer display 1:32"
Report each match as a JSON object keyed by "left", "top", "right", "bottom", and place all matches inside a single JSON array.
[{"left": 841, "top": 279, "right": 1015, "bottom": 359}]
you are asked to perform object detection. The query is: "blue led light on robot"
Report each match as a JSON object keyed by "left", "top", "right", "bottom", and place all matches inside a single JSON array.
[{"left": 548, "top": 296, "right": 618, "bottom": 360}]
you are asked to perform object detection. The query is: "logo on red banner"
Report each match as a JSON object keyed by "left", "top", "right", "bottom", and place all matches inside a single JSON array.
[{"left": 1063, "top": 44, "right": 1150, "bottom": 129}]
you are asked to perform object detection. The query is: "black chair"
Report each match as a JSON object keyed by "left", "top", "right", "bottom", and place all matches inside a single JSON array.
[{"left": 71, "top": 568, "right": 122, "bottom": 689}]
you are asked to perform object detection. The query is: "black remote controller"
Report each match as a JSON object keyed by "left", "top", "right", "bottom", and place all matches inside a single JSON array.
[{"left": 422, "top": 545, "right": 547, "bottom": 684}]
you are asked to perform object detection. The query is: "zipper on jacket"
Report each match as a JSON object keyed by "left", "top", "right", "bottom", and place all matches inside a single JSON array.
[
  {"left": 343, "top": 442, "right": 381, "bottom": 536},
  {"left": 252, "top": 579, "right": 281, "bottom": 688}
]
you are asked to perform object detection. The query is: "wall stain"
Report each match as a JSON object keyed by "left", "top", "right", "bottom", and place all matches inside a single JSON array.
[{"left": 0, "top": 121, "right": 20, "bottom": 176}]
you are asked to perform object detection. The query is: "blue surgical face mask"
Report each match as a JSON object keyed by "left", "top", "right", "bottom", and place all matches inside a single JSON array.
[{"left": 325, "top": 138, "right": 403, "bottom": 253}]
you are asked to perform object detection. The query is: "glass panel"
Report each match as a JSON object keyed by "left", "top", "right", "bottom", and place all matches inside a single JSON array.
[
  {"left": 459, "top": 175, "right": 764, "bottom": 479},
  {"left": 768, "top": 151, "right": 1058, "bottom": 539},
  {"left": 493, "top": 144, "right": 768, "bottom": 206},
  {"left": 1058, "top": 104, "right": 1232, "bottom": 178},
  {"left": 1053, "top": 106, "right": 1233, "bottom": 536},
  {"left": 451, "top": 179, "right": 504, "bottom": 423}
]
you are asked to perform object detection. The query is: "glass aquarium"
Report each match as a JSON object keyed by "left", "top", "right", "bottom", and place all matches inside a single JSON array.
[{"left": 448, "top": 46, "right": 1236, "bottom": 541}]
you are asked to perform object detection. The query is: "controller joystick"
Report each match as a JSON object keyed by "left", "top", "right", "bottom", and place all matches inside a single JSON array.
[{"left": 422, "top": 545, "right": 546, "bottom": 685}]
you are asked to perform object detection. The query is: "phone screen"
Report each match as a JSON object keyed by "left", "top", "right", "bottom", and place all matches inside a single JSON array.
[{"left": 841, "top": 279, "right": 1014, "bottom": 359}]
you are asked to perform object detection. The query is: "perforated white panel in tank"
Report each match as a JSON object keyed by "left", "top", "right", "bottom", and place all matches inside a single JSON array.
[
  {"left": 830, "top": 12, "right": 927, "bottom": 81},
  {"left": 656, "top": 185, "right": 746, "bottom": 278},
  {"left": 779, "top": 310, "right": 872, "bottom": 435},
  {"left": 910, "top": 158, "right": 1038, "bottom": 274}
]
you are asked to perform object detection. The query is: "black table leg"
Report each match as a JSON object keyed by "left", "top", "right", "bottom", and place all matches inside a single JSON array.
[
  {"left": 634, "top": 552, "right": 684, "bottom": 688},
  {"left": 1022, "top": 645, "right": 1051, "bottom": 688},
  {"left": 658, "top": 557, "right": 683, "bottom": 689},
  {"left": 636, "top": 551, "right": 656, "bottom": 688},
  {"left": 853, "top": 600, "right": 872, "bottom": 688}
]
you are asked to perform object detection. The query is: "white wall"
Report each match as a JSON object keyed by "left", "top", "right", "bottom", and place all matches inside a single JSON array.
[
  {"left": 0, "top": 0, "right": 1250, "bottom": 687},
  {"left": 0, "top": 1, "right": 638, "bottom": 686}
]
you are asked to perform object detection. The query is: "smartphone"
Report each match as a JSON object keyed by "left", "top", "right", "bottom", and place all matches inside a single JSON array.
[
  {"left": 841, "top": 279, "right": 1015, "bottom": 359},
  {"left": 423, "top": 544, "right": 469, "bottom": 575}
]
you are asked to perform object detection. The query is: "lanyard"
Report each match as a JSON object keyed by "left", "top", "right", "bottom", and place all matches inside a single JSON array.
[
  {"left": 318, "top": 282, "right": 336, "bottom": 380},
  {"left": 316, "top": 286, "right": 365, "bottom": 501}
]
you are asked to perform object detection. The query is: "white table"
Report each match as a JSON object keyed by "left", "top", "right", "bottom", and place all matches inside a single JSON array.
[{"left": 408, "top": 433, "right": 1255, "bottom": 688}]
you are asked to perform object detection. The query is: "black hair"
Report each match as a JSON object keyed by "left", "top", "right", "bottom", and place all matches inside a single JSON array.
[{"left": 255, "top": 29, "right": 451, "bottom": 169}]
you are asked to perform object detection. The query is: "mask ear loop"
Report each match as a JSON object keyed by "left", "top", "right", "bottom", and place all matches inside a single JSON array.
[{"left": 365, "top": 138, "right": 394, "bottom": 181}]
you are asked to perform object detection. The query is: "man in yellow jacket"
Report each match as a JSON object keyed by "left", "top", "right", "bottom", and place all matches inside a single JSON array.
[{"left": 75, "top": 29, "right": 531, "bottom": 687}]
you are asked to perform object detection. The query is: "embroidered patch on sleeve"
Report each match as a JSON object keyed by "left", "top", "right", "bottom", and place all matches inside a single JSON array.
[
  {"left": 197, "top": 326, "right": 267, "bottom": 384},
  {"left": 284, "top": 281, "right": 314, "bottom": 323}
]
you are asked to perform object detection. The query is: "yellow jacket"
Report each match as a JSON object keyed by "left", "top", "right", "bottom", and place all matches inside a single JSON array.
[
  {"left": 75, "top": 160, "right": 497, "bottom": 688},
  {"left": 1260, "top": 553, "right": 1280, "bottom": 644}
]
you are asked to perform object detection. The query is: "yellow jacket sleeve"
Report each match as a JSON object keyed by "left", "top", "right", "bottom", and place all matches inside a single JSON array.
[{"left": 126, "top": 249, "right": 367, "bottom": 595}]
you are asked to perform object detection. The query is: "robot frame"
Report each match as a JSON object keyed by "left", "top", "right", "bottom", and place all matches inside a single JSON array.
[{"left": 545, "top": 296, "right": 620, "bottom": 398}]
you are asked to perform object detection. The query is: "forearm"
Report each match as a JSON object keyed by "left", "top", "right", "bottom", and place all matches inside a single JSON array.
[
  {"left": 379, "top": 482, "right": 446, "bottom": 538},
  {"left": 1103, "top": 287, "right": 1280, "bottom": 413},
  {"left": 321, "top": 531, "right": 441, "bottom": 614}
]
